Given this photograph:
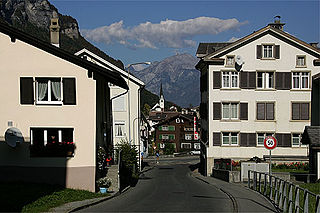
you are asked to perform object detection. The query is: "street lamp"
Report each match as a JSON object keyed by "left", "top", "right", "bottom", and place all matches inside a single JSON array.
[{"left": 126, "top": 61, "right": 151, "bottom": 144}]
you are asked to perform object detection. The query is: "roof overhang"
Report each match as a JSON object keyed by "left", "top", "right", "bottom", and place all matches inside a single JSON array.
[{"left": 0, "top": 22, "right": 128, "bottom": 90}]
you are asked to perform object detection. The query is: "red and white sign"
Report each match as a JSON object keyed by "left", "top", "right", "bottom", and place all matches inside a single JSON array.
[
  {"left": 194, "top": 117, "right": 199, "bottom": 140},
  {"left": 264, "top": 136, "right": 277, "bottom": 150}
]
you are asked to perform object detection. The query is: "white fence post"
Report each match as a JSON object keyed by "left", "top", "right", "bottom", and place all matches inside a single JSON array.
[
  {"left": 288, "top": 184, "right": 293, "bottom": 213},
  {"left": 316, "top": 195, "right": 320, "bottom": 213},
  {"left": 295, "top": 187, "right": 300, "bottom": 213},
  {"left": 303, "top": 189, "right": 309, "bottom": 213}
]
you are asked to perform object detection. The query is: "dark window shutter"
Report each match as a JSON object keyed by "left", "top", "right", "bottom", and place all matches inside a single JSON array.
[
  {"left": 266, "top": 103, "right": 274, "bottom": 120},
  {"left": 63, "top": 78, "right": 76, "bottom": 105},
  {"left": 248, "top": 133, "right": 257, "bottom": 147},
  {"left": 20, "top": 77, "right": 34, "bottom": 105},
  {"left": 257, "top": 103, "right": 265, "bottom": 120},
  {"left": 257, "top": 45, "right": 262, "bottom": 59},
  {"left": 284, "top": 72, "right": 292, "bottom": 89},
  {"left": 275, "top": 133, "right": 283, "bottom": 147},
  {"left": 212, "top": 72, "right": 221, "bottom": 89},
  {"left": 274, "top": 45, "right": 280, "bottom": 59},
  {"left": 300, "top": 103, "right": 310, "bottom": 120},
  {"left": 213, "top": 102, "right": 221, "bottom": 120},
  {"left": 213, "top": 132, "right": 221, "bottom": 146},
  {"left": 275, "top": 72, "right": 284, "bottom": 90},
  {"left": 292, "top": 103, "right": 300, "bottom": 120},
  {"left": 276, "top": 133, "right": 291, "bottom": 147},
  {"left": 248, "top": 72, "right": 256, "bottom": 89},
  {"left": 240, "top": 72, "right": 248, "bottom": 88},
  {"left": 240, "top": 103, "right": 248, "bottom": 120},
  {"left": 240, "top": 133, "right": 248, "bottom": 147}
]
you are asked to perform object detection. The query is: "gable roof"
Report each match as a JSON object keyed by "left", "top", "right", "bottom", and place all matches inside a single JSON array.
[
  {"left": 201, "top": 25, "right": 320, "bottom": 61},
  {"left": 196, "top": 42, "right": 232, "bottom": 58},
  {"left": 75, "top": 49, "right": 144, "bottom": 87},
  {"left": 0, "top": 22, "right": 128, "bottom": 89},
  {"left": 153, "top": 113, "right": 195, "bottom": 127},
  {"left": 301, "top": 126, "right": 320, "bottom": 146}
]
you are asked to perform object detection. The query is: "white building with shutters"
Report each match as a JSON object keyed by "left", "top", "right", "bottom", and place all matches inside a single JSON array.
[
  {"left": 75, "top": 49, "right": 145, "bottom": 152},
  {"left": 196, "top": 20, "right": 320, "bottom": 176}
]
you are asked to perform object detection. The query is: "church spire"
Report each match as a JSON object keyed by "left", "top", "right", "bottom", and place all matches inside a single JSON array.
[
  {"left": 159, "top": 83, "right": 165, "bottom": 111},
  {"left": 160, "top": 83, "right": 163, "bottom": 97}
]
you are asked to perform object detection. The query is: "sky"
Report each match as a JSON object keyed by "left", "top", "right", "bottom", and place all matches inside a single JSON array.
[{"left": 51, "top": 0, "right": 319, "bottom": 67}]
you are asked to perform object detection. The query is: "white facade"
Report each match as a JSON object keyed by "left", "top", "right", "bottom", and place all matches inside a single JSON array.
[
  {"left": 75, "top": 49, "right": 145, "bottom": 148},
  {"left": 197, "top": 24, "right": 320, "bottom": 175}
]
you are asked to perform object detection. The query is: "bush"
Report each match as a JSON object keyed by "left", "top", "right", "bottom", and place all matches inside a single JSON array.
[
  {"left": 96, "top": 177, "right": 112, "bottom": 188},
  {"left": 163, "top": 143, "right": 175, "bottom": 155}
]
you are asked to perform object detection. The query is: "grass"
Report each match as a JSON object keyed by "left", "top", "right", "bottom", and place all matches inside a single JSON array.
[{"left": 0, "top": 182, "right": 108, "bottom": 212}]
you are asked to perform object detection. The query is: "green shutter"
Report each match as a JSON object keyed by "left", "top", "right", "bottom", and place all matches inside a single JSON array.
[
  {"left": 159, "top": 126, "right": 162, "bottom": 131},
  {"left": 159, "top": 134, "right": 162, "bottom": 139},
  {"left": 169, "top": 126, "right": 175, "bottom": 131},
  {"left": 169, "top": 134, "right": 175, "bottom": 140}
]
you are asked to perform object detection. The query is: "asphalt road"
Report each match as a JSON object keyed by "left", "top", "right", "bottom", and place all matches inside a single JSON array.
[{"left": 79, "top": 156, "right": 276, "bottom": 212}]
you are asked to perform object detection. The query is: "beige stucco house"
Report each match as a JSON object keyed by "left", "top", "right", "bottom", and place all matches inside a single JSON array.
[
  {"left": 196, "top": 20, "right": 320, "bottom": 175},
  {"left": 0, "top": 22, "right": 127, "bottom": 192}
]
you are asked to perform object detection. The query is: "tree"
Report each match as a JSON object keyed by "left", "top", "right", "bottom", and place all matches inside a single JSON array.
[{"left": 142, "top": 103, "right": 151, "bottom": 116}]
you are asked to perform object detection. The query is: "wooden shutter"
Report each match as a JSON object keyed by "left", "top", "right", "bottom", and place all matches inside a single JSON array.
[
  {"left": 248, "top": 72, "right": 256, "bottom": 89},
  {"left": 63, "top": 78, "right": 76, "bottom": 105},
  {"left": 257, "top": 103, "right": 265, "bottom": 120},
  {"left": 274, "top": 45, "right": 280, "bottom": 59},
  {"left": 292, "top": 103, "right": 300, "bottom": 120},
  {"left": 213, "top": 102, "right": 221, "bottom": 120},
  {"left": 248, "top": 133, "right": 257, "bottom": 147},
  {"left": 20, "top": 77, "right": 34, "bottom": 105},
  {"left": 158, "top": 126, "right": 162, "bottom": 131},
  {"left": 240, "top": 133, "right": 248, "bottom": 147},
  {"left": 159, "top": 134, "right": 162, "bottom": 139},
  {"left": 212, "top": 72, "right": 221, "bottom": 89},
  {"left": 266, "top": 103, "right": 274, "bottom": 120},
  {"left": 257, "top": 45, "right": 262, "bottom": 59},
  {"left": 300, "top": 103, "right": 310, "bottom": 120},
  {"left": 240, "top": 103, "right": 248, "bottom": 120},
  {"left": 276, "top": 133, "right": 291, "bottom": 147},
  {"left": 213, "top": 132, "right": 221, "bottom": 146},
  {"left": 240, "top": 72, "right": 248, "bottom": 88},
  {"left": 276, "top": 72, "right": 291, "bottom": 90},
  {"left": 284, "top": 72, "right": 292, "bottom": 89}
]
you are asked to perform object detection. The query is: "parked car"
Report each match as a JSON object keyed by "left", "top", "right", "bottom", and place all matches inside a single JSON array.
[{"left": 190, "top": 150, "right": 200, "bottom": 155}]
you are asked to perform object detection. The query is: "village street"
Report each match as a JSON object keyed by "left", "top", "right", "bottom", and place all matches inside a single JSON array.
[{"left": 78, "top": 156, "right": 277, "bottom": 212}]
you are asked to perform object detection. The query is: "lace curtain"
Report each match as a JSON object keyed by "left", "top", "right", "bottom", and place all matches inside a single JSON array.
[
  {"left": 38, "top": 82, "right": 48, "bottom": 101},
  {"left": 51, "top": 81, "right": 61, "bottom": 101}
]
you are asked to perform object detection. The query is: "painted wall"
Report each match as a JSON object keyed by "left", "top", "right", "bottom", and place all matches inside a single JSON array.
[
  {"left": 0, "top": 32, "right": 97, "bottom": 191},
  {"left": 205, "top": 33, "right": 319, "bottom": 175}
]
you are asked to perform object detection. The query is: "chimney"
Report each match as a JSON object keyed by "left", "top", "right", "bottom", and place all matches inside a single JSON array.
[
  {"left": 309, "top": 42, "right": 319, "bottom": 48},
  {"left": 268, "top": 16, "right": 285, "bottom": 31},
  {"left": 50, "top": 18, "right": 60, "bottom": 47}
]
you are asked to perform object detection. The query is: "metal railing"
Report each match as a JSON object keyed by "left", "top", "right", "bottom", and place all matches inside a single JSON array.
[{"left": 248, "top": 170, "right": 320, "bottom": 213}]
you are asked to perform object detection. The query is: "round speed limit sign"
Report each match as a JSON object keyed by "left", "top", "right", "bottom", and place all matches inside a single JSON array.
[{"left": 264, "top": 136, "right": 277, "bottom": 150}]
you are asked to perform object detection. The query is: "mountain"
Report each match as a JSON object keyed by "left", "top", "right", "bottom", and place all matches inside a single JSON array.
[
  {"left": 131, "top": 54, "right": 200, "bottom": 107},
  {"left": 0, "top": 0, "right": 124, "bottom": 69}
]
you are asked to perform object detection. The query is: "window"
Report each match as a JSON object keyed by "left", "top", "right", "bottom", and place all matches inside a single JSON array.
[
  {"left": 292, "top": 133, "right": 306, "bottom": 147},
  {"left": 257, "top": 133, "right": 274, "bottom": 146},
  {"left": 257, "top": 72, "right": 274, "bottom": 89},
  {"left": 181, "top": 143, "right": 191, "bottom": 149},
  {"left": 30, "top": 127, "right": 74, "bottom": 157},
  {"left": 292, "top": 72, "right": 310, "bottom": 89},
  {"left": 185, "top": 134, "right": 193, "bottom": 140},
  {"left": 222, "top": 132, "right": 238, "bottom": 145},
  {"left": 115, "top": 122, "right": 125, "bottom": 137},
  {"left": 36, "top": 78, "right": 62, "bottom": 104},
  {"left": 222, "top": 71, "right": 239, "bottom": 88},
  {"left": 257, "top": 102, "right": 275, "bottom": 120},
  {"left": 296, "top": 56, "right": 306, "bottom": 67},
  {"left": 263, "top": 45, "right": 273, "bottom": 58},
  {"left": 222, "top": 103, "right": 238, "bottom": 120},
  {"left": 176, "top": 118, "right": 180, "bottom": 123},
  {"left": 292, "top": 103, "right": 310, "bottom": 120},
  {"left": 162, "top": 126, "right": 169, "bottom": 131},
  {"left": 226, "top": 56, "right": 235, "bottom": 66},
  {"left": 160, "top": 134, "right": 175, "bottom": 140}
]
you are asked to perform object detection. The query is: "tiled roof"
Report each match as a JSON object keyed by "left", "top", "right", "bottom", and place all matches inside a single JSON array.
[
  {"left": 301, "top": 126, "right": 320, "bottom": 146},
  {"left": 196, "top": 43, "right": 232, "bottom": 58}
]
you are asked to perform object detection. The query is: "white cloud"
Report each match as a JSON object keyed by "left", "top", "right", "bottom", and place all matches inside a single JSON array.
[
  {"left": 228, "top": 37, "right": 240, "bottom": 42},
  {"left": 82, "top": 17, "right": 247, "bottom": 49}
]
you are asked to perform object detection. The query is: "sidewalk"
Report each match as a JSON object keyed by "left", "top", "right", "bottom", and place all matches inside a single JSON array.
[{"left": 190, "top": 170, "right": 279, "bottom": 212}]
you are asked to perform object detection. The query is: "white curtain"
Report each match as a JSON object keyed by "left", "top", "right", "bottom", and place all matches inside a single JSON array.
[
  {"left": 51, "top": 81, "right": 61, "bottom": 101},
  {"left": 38, "top": 82, "right": 48, "bottom": 101}
]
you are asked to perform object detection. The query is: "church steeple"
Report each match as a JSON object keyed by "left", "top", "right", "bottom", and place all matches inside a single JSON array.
[{"left": 159, "top": 83, "right": 164, "bottom": 111}]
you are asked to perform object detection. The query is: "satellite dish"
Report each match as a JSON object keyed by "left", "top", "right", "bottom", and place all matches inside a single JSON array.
[
  {"left": 5, "top": 127, "right": 24, "bottom": 148},
  {"left": 235, "top": 55, "right": 244, "bottom": 71}
]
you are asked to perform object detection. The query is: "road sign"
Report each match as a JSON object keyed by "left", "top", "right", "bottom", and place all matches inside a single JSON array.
[{"left": 264, "top": 136, "right": 277, "bottom": 150}]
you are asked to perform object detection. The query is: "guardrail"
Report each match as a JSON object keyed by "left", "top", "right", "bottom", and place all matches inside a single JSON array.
[{"left": 248, "top": 170, "right": 320, "bottom": 213}]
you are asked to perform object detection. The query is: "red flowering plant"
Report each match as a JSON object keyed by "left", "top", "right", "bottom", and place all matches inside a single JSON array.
[
  {"left": 272, "top": 162, "right": 309, "bottom": 171},
  {"left": 45, "top": 141, "right": 76, "bottom": 157}
]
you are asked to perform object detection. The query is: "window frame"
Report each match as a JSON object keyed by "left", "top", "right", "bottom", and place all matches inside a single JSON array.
[
  {"left": 181, "top": 143, "right": 192, "bottom": 149},
  {"left": 296, "top": 55, "right": 306, "bottom": 68},
  {"left": 221, "top": 132, "right": 239, "bottom": 146},
  {"left": 221, "top": 71, "right": 239, "bottom": 89},
  {"left": 291, "top": 102, "right": 310, "bottom": 121},
  {"left": 291, "top": 71, "right": 310, "bottom": 90},
  {"left": 114, "top": 121, "right": 126, "bottom": 137},
  {"left": 221, "top": 102, "right": 239, "bottom": 120},
  {"left": 291, "top": 133, "right": 307, "bottom": 147},
  {"left": 256, "top": 132, "right": 274, "bottom": 146},
  {"left": 256, "top": 102, "right": 275, "bottom": 121},
  {"left": 185, "top": 134, "right": 193, "bottom": 140},
  {"left": 225, "top": 55, "right": 235, "bottom": 67},
  {"left": 262, "top": 44, "right": 274, "bottom": 59},
  {"left": 35, "top": 78, "right": 63, "bottom": 105},
  {"left": 256, "top": 71, "right": 275, "bottom": 89}
]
